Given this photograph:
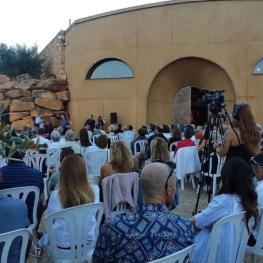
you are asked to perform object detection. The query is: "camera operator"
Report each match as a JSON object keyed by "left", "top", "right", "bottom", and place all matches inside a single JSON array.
[{"left": 213, "top": 103, "right": 260, "bottom": 164}]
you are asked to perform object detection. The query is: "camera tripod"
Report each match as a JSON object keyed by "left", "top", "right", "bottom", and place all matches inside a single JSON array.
[{"left": 192, "top": 106, "right": 232, "bottom": 215}]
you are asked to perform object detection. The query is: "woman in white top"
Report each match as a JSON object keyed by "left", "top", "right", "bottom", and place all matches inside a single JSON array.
[
  {"left": 38, "top": 153, "right": 99, "bottom": 259},
  {"left": 189, "top": 157, "right": 258, "bottom": 263}
]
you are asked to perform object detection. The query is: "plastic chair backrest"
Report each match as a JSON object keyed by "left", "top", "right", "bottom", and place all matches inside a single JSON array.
[
  {"left": 134, "top": 140, "right": 146, "bottom": 155},
  {"left": 169, "top": 142, "right": 178, "bottom": 152},
  {"left": 83, "top": 151, "right": 108, "bottom": 176},
  {"left": 110, "top": 202, "right": 130, "bottom": 217},
  {"left": 0, "top": 229, "right": 30, "bottom": 263},
  {"left": 121, "top": 136, "right": 134, "bottom": 148},
  {"left": 23, "top": 153, "right": 48, "bottom": 173},
  {"left": 194, "top": 139, "right": 200, "bottom": 146},
  {"left": 47, "top": 148, "right": 59, "bottom": 169},
  {"left": 92, "top": 134, "right": 101, "bottom": 144},
  {"left": 246, "top": 207, "right": 263, "bottom": 255},
  {"left": 46, "top": 203, "right": 104, "bottom": 263},
  {"left": 109, "top": 135, "right": 118, "bottom": 142},
  {"left": 25, "top": 150, "right": 39, "bottom": 155},
  {"left": 0, "top": 186, "right": 40, "bottom": 241},
  {"left": 148, "top": 244, "right": 195, "bottom": 263},
  {"left": 208, "top": 211, "right": 249, "bottom": 263}
]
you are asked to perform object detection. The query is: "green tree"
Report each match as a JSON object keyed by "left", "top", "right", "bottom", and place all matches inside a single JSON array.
[{"left": 0, "top": 43, "right": 44, "bottom": 78}]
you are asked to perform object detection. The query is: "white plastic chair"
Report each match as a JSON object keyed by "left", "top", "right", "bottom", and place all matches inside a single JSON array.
[
  {"left": 194, "top": 139, "right": 200, "bottom": 146},
  {"left": 45, "top": 203, "right": 105, "bottom": 263},
  {"left": 134, "top": 139, "right": 146, "bottom": 155},
  {"left": 208, "top": 211, "right": 249, "bottom": 263},
  {"left": 169, "top": 141, "right": 178, "bottom": 153},
  {"left": 121, "top": 136, "right": 134, "bottom": 148},
  {"left": 83, "top": 150, "right": 108, "bottom": 176},
  {"left": 110, "top": 202, "right": 130, "bottom": 217},
  {"left": 92, "top": 134, "right": 101, "bottom": 145},
  {"left": 148, "top": 244, "right": 195, "bottom": 263},
  {"left": 175, "top": 146, "right": 201, "bottom": 190},
  {"left": 109, "top": 135, "right": 118, "bottom": 143},
  {"left": 0, "top": 229, "right": 30, "bottom": 263},
  {"left": 246, "top": 207, "right": 263, "bottom": 263},
  {"left": 0, "top": 186, "right": 40, "bottom": 244},
  {"left": 200, "top": 153, "right": 226, "bottom": 196}
]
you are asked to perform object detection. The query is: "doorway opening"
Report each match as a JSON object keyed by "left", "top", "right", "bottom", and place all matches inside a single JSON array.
[
  {"left": 172, "top": 86, "right": 208, "bottom": 125},
  {"left": 191, "top": 87, "right": 208, "bottom": 126}
]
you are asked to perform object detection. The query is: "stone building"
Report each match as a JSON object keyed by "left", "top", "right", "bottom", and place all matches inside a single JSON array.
[{"left": 41, "top": 0, "right": 263, "bottom": 132}]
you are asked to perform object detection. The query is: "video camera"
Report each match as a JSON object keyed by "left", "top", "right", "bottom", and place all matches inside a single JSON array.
[{"left": 200, "top": 89, "right": 225, "bottom": 114}]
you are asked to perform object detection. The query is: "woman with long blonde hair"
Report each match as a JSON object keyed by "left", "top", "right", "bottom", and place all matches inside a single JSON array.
[
  {"left": 150, "top": 137, "right": 170, "bottom": 162},
  {"left": 213, "top": 104, "right": 261, "bottom": 163},
  {"left": 99, "top": 140, "right": 133, "bottom": 184},
  {"left": 37, "top": 154, "right": 99, "bottom": 259}
]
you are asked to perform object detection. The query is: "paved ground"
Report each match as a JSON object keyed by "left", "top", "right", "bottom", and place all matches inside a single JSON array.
[{"left": 31, "top": 177, "right": 263, "bottom": 262}]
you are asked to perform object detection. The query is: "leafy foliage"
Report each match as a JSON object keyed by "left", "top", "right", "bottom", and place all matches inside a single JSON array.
[{"left": 0, "top": 43, "right": 44, "bottom": 79}]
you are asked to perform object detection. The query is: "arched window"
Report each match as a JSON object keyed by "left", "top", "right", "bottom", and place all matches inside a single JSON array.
[
  {"left": 86, "top": 58, "right": 134, "bottom": 79},
  {"left": 253, "top": 58, "right": 263, "bottom": 75}
]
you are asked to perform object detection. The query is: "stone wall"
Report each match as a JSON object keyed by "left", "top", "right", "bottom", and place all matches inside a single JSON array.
[
  {"left": 39, "top": 30, "right": 66, "bottom": 80},
  {"left": 0, "top": 74, "right": 69, "bottom": 131}
]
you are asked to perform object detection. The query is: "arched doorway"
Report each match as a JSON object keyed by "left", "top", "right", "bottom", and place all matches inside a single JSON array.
[
  {"left": 147, "top": 57, "right": 235, "bottom": 125},
  {"left": 173, "top": 86, "right": 208, "bottom": 125}
]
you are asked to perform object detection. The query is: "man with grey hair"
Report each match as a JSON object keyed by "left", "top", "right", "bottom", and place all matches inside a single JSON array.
[
  {"left": 58, "top": 129, "right": 80, "bottom": 153},
  {"left": 92, "top": 162, "right": 194, "bottom": 263}
]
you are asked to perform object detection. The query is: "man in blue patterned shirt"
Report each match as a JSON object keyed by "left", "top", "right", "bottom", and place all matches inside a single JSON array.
[{"left": 92, "top": 162, "right": 195, "bottom": 263}]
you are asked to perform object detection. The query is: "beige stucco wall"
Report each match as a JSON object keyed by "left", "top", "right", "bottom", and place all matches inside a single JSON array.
[{"left": 65, "top": 0, "right": 263, "bottom": 132}]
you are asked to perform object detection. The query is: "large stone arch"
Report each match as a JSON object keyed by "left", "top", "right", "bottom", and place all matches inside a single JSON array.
[{"left": 147, "top": 57, "right": 236, "bottom": 125}]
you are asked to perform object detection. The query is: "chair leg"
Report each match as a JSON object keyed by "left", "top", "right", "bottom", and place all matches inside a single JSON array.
[
  {"left": 191, "top": 174, "right": 195, "bottom": 188},
  {"left": 212, "top": 176, "right": 216, "bottom": 198},
  {"left": 181, "top": 178, "right": 185, "bottom": 190},
  {"left": 251, "top": 253, "right": 255, "bottom": 263}
]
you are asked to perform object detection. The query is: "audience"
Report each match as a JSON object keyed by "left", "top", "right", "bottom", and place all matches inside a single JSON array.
[
  {"left": 168, "top": 127, "right": 181, "bottom": 151},
  {"left": 131, "top": 128, "right": 147, "bottom": 155},
  {"left": 114, "top": 123, "right": 123, "bottom": 134},
  {"left": 174, "top": 126, "right": 195, "bottom": 155},
  {"left": 162, "top": 124, "right": 172, "bottom": 139},
  {"left": 99, "top": 141, "right": 133, "bottom": 185},
  {"left": 190, "top": 158, "right": 258, "bottom": 263},
  {"left": 78, "top": 128, "right": 92, "bottom": 155},
  {"left": 0, "top": 172, "right": 32, "bottom": 263},
  {"left": 48, "top": 130, "right": 62, "bottom": 149},
  {"left": 58, "top": 130, "right": 80, "bottom": 154},
  {"left": 38, "top": 154, "right": 99, "bottom": 259},
  {"left": 92, "top": 162, "right": 194, "bottom": 262},
  {"left": 213, "top": 104, "right": 260, "bottom": 164},
  {"left": 49, "top": 147, "right": 74, "bottom": 192},
  {"left": 0, "top": 148, "right": 44, "bottom": 232},
  {"left": 107, "top": 125, "right": 116, "bottom": 137},
  {"left": 248, "top": 153, "right": 263, "bottom": 246},
  {"left": 32, "top": 127, "right": 49, "bottom": 145},
  {"left": 145, "top": 124, "right": 156, "bottom": 138}
]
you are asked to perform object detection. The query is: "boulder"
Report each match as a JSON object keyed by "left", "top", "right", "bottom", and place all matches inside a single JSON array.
[
  {"left": 0, "top": 82, "right": 15, "bottom": 91},
  {"left": 35, "top": 79, "right": 68, "bottom": 92},
  {"left": 14, "top": 84, "right": 33, "bottom": 90},
  {"left": 54, "top": 111, "right": 69, "bottom": 119},
  {"left": 11, "top": 118, "right": 34, "bottom": 131},
  {"left": 0, "top": 75, "right": 10, "bottom": 84},
  {"left": 0, "top": 93, "right": 4, "bottom": 100},
  {"left": 15, "top": 74, "right": 32, "bottom": 82},
  {"left": 32, "top": 89, "right": 56, "bottom": 99},
  {"left": 31, "top": 108, "right": 54, "bottom": 117},
  {"left": 22, "top": 116, "right": 32, "bottom": 120},
  {"left": 5, "top": 90, "right": 31, "bottom": 99},
  {"left": 19, "top": 96, "right": 34, "bottom": 102},
  {"left": 35, "top": 98, "right": 64, "bottom": 110},
  {"left": 10, "top": 101, "right": 35, "bottom": 112},
  {"left": 57, "top": 72, "right": 67, "bottom": 82},
  {"left": 10, "top": 112, "right": 30, "bottom": 122},
  {"left": 55, "top": 90, "right": 69, "bottom": 101},
  {"left": 43, "top": 116, "right": 60, "bottom": 127}
]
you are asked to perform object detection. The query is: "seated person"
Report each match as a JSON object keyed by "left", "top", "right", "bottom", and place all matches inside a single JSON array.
[
  {"left": 38, "top": 154, "right": 99, "bottom": 259},
  {"left": 0, "top": 173, "right": 32, "bottom": 263},
  {"left": 32, "top": 128, "right": 50, "bottom": 145},
  {"left": 189, "top": 158, "right": 258, "bottom": 263},
  {"left": 174, "top": 126, "right": 195, "bottom": 155},
  {"left": 58, "top": 130, "right": 80, "bottom": 154},
  {"left": 248, "top": 153, "right": 263, "bottom": 246},
  {"left": 49, "top": 147, "right": 74, "bottom": 192},
  {"left": 78, "top": 128, "right": 92, "bottom": 155},
  {"left": 99, "top": 141, "right": 133, "bottom": 185},
  {"left": 131, "top": 128, "right": 147, "bottom": 155},
  {"left": 92, "top": 162, "right": 194, "bottom": 262},
  {"left": 168, "top": 127, "right": 181, "bottom": 151}
]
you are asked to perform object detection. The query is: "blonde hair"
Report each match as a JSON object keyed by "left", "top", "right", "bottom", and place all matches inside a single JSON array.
[
  {"left": 110, "top": 141, "right": 133, "bottom": 173},
  {"left": 59, "top": 154, "right": 94, "bottom": 209},
  {"left": 150, "top": 137, "right": 169, "bottom": 162}
]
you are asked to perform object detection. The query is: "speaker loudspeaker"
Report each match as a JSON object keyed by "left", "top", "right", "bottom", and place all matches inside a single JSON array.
[{"left": 110, "top": 112, "right": 117, "bottom": 124}]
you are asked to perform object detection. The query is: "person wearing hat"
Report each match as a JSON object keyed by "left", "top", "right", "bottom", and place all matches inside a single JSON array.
[{"left": 249, "top": 153, "right": 263, "bottom": 246}]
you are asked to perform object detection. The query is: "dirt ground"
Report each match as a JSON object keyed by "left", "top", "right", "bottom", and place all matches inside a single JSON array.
[{"left": 31, "top": 177, "right": 263, "bottom": 263}]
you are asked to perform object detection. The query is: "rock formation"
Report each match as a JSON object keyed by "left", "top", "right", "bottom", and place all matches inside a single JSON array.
[{"left": 0, "top": 74, "right": 70, "bottom": 131}]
